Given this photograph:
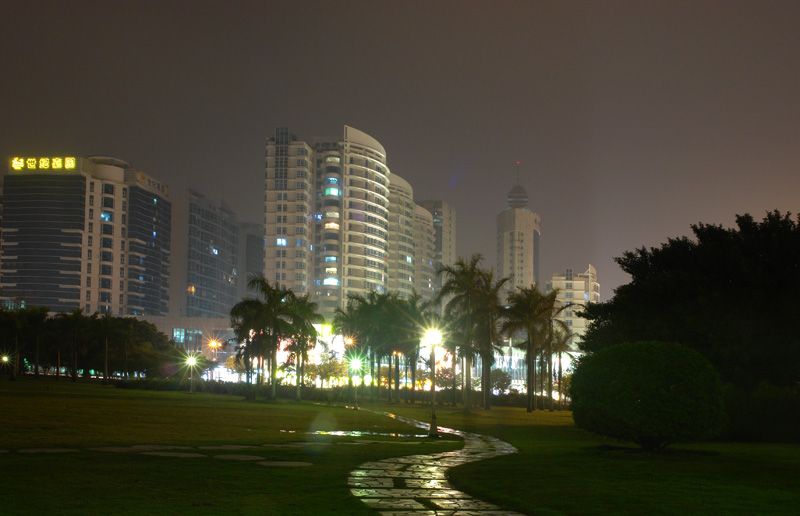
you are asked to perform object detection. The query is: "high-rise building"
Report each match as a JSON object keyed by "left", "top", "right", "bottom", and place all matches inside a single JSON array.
[
  {"left": 496, "top": 182, "right": 540, "bottom": 297},
  {"left": 265, "top": 126, "right": 450, "bottom": 320},
  {"left": 387, "top": 174, "right": 415, "bottom": 299},
  {"left": 416, "top": 200, "right": 456, "bottom": 293},
  {"left": 547, "top": 265, "right": 600, "bottom": 347},
  {"left": 412, "top": 205, "right": 436, "bottom": 304},
  {"left": 1, "top": 156, "right": 171, "bottom": 315},
  {"left": 170, "top": 186, "right": 240, "bottom": 318},
  {"left": 265, "top": 126, "right": 392, "bottom": 319},
  {"left": 238, "top": 221, "right": 266, "bottom": 299}
]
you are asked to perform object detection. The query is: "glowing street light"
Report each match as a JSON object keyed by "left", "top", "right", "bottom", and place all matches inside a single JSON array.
[
  {"left": 186, "top": 355, "right": 198, "bottom": 394},
  {"left": 425, "top": 328, "right": 442, "bottom": 438}
]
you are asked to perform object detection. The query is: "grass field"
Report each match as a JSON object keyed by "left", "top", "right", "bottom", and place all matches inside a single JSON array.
[{"left": 3, "top": 378, "right": 799, "bottom": 515}]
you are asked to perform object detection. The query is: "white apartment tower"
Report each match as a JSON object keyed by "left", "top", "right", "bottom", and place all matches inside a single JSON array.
[
  {"left": 547, "top": 265, "right": 600, "bottom": 347},
  {"left": 412, "top": 205, "right": 436, "bottom": 304},
  {"left": 387, "top": 174, "right": 416, "bottom": 299},
  {"left": 496, "top": 182, "right": 541, "bottom": 297},
  {"left": 266, "top": 126, "right": 391, "bottom": 319}
]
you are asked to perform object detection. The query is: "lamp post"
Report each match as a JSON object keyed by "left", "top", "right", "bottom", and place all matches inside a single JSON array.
[
  {"left": 208, "top": 340, "right": 219, "bottom": 381},
  {"left": 350, "top": 357, "right": 362, "bottom": 410},
  {"left": 425, "top": 328, "right": 442, "bottom": 438},
  {"left": 186, "top": 355, "right": 197, "bottom": 394}
]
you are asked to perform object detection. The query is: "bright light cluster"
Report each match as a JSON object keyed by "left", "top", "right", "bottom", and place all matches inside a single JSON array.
[{"left": 11, "top": 157, "right": 76, "bottom": 170}]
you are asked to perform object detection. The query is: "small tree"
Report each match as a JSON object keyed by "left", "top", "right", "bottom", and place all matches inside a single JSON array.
[
  {"left": 490, "top": 368, "right": 512, "bottom": 393},
  {"left": 570, "top": 341, "right": 725, "bottom": 451}
]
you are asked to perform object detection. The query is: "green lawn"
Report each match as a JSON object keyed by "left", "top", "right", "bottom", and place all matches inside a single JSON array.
[{"left": 3, "top": 378, "right": 799, "bottom": 515}]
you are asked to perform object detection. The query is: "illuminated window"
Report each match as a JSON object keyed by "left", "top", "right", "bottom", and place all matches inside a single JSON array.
[
  {"left": 324, "top": 187, "right": 340, "bottom": 197},
  {"left": 324, "top": 256, "right": 337, "bottom": 262},
  {"left": 324, "top": 222, "right": 339, "bottom": 230},
  {"left": 323, "top": 277, "right": 339, "bottom": 286},
  {"left": 325, "top": 267, "right": 337, "bottom": 274},
  {"left": 101, "top": 211, "right": 113, "bottom": 222},
  {"left": 276, "top": 238, "right": 287, "bottom": 246}
]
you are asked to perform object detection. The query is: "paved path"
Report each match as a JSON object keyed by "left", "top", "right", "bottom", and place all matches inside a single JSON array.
[{"left": 349, "top": 410, "right": 527, "bottom": 516}]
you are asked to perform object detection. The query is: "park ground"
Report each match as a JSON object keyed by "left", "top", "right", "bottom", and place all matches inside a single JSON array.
[{"left": 2, "top": 378, "right": 799, "bottom": 515}]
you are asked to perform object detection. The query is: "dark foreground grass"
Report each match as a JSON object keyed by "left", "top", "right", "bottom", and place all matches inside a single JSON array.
[
  {"left": 4, "top": 379, "right": 800, "bottom": 515},
  {"left": 1, "top": 378, "right": 460, "bottom": 515},
  {"left": 381, "top": 404, "right": 800, "bottom": 516}
]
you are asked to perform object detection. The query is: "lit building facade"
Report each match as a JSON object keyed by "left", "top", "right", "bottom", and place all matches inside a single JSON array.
[
  {"left": 547, "top": 265, "right": 600, "bottom": 347},
  {"left": 387, "top": 174, "right": 415, "bottom": 299},
  {"left": 170, "top": 187, "right": 240, "bottom": 318},
  {"left": 237, "top": 221, "right": 266, "bottom": 300},
  {"left": 413, "top": 205, "right": 436, "bottom": 304},
  {"left": 416, "top": 199, "right": 456, "bottom": 291},
  {"left": 1, "top": 156, "right": 171, "bottom": 315},
  {"left": 266, "top": 126, "right": 392, "bottom": 319},
  {"left": 496, "top": 183, "right": 541, "bottom": 298}
]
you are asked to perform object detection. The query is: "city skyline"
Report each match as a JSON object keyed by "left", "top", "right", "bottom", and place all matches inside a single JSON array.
[{"left": 3, "top": 1, "right": 800, "bottom": 295}]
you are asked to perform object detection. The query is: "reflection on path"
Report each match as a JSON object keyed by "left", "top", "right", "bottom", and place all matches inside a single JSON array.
[{"left": 349, "top": 410, "right": 526, "bottom": 515}]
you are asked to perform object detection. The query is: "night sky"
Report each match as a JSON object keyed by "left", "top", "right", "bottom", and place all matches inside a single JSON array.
[{"left": 3, "top": 1, "right": 799, "bottom": 296}]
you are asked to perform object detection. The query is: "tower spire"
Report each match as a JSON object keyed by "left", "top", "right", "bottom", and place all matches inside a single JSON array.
[{"left": 516, "top": 161, "right": 520, "bottom": 185}]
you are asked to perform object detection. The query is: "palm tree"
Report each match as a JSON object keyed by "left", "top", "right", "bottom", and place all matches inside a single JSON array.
[
  {"left": 473, "top": 269, "right": 510, "bottom": 409},
  {"left": 333, "top": 299, "right": 368, "bottom": 400},
  {"left": 550, "top": 325, "right": 573, "bottom": 410},
  {"left": 501, "top": 286, "right": 558, "bottom": 412},
  {"left": 437, "top": 254, "right": 485, "bottom": 412},
  {"left": 231, "top": 274, "right": 295, "bottom": 400},
  {"left": 395, "top": 293, "right": 432, "bottom": 404},
  {"left": 286, "top": 294, "right": 322, "bottom": 401},
  {"left": 344, "top": 291, "right": 396, "bottom": 401}
]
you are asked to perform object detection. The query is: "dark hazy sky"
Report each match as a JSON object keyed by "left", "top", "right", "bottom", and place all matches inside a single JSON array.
[{"left": 3, "top": 0, "right": 799, "bottom": 295}]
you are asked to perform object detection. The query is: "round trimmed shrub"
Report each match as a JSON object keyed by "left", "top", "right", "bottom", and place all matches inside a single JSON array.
[{"left": 570, "top": 341, "right": 725, "bottom": 450}]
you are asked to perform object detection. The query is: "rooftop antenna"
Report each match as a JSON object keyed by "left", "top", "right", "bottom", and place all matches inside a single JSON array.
[{"left": 516, "top": 161, "right": 521, "bottom": 185}]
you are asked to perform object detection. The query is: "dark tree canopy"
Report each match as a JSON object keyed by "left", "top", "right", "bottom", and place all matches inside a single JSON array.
[
  {"left": 581, "top": 211, "right": 800, "bottom": 390},
  {"left": 571, "top": 341, "right": 725, "bottom": 450}
]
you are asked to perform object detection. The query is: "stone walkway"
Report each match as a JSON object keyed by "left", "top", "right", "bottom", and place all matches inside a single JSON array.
[{"left": 349, "top": 410, "right": 527, "bottom": 516}]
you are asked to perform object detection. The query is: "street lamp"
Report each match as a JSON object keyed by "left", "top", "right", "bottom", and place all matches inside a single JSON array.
[
  {"left": 208, "top": 340, "right": 220, "bottom": 381},
  {"left": 186, "top": 355, "right": 197, "bottom": 394},
  {"left": 349, "top": 357, "right": 362, "bottom": 410},
  {"left": 425, "top": 328, "right": 442, "bottom": 438}
]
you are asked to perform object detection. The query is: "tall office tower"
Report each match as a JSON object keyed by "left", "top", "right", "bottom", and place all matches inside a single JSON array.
[
  {"left": 546, "top": 265, "right": 600, "bottom": 347},
  {"left": 1, "top": 156, "right": 171, "bottom": 315},
  {"left": 238, "top": 221, "right": 266, "bottom": 300},
  {"left": 496, "top": 182, "right": 540, "bottom": 298},
  {"left": 416, "top": 200, "right": 457, "bottom": 291},
  {"left": 413, "top": 205, "right": 436, "bottom": 304},
  {"left": 170, "top": 187, "right": 240, "bottom": 318},
  {"left": 265, "top": 128, "right": 315, "bottom": 295},
  {"left": 387, "top": 174, "right": 415, "bottom": 299}
]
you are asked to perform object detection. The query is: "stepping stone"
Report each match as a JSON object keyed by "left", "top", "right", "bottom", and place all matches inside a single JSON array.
[
  {"left": 256, "top": 461, "right": 312, "bottom": 467},
  {"left": 130, "top": 445, "right": 191, "bottom": 452},
  {"left": 141, "top": 452, "right": 206, "bottom": 458},
  {"left": 213, "top": 454, "right": 264, "bottom": 461},
  {"left": 19, "top": 448, "right": 78, "bottom": 453},
  {"left": 199, "top": 444, "right": 258, "bottom": 450}
]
